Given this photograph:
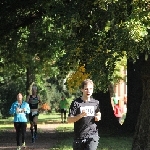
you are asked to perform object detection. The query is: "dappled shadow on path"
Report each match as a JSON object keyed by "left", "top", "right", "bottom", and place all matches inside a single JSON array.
[{"left": 0, "top": 126, "right": 59, "bottom": 150}]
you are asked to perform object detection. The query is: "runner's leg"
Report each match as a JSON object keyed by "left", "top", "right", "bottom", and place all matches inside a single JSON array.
[
  {"left": 29, "top": 113, "right": 35, "bottom": 143},
  {"left": 21, "top": 122, "right": 27, "bottom": 144},
  {"left": 14, "top": 122, "right": 21, "bottom": 146},
  {"left": 61, "top": 109, "right": 64, "bottom": 123},
  {"left": 64, "top": 110, "right": 66, "bottom": 122},
  {"left": 33, "top": 116, "right": 38, "bottom": 139},
  {"left": 86, "top": 136, "right": 99, "bottom": 150}
]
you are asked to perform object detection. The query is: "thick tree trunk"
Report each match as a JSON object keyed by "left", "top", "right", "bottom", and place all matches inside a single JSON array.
[
  {"left": 93, "top": 91, "right": 121, "bottom": 131},
  {"left": 93, "top": 55, "right": 144, "bottom": 133},
  {"left": 122, "top": 57, "right": 143, "bottom": 132},
  {"left": 132, "top": 55, "right": 150, "bottom": 150}
]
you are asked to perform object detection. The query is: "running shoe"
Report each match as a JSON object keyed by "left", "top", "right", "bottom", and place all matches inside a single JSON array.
[
  {"left": 22, "top": 142, "right": 26, "bottom": 148},
  {"left": 16, "top": 146, "right": 21, "bottom": 150},
  {"left": 32, "top": 137, "right": 35, "bottom": 143},
  {"left": 34, "top": 132, "right": 37, "bottom": 139}
]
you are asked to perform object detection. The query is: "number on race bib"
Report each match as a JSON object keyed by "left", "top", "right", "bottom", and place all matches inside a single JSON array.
[{"left": 80, "top": 106, "right": 94, "bottom": 116}]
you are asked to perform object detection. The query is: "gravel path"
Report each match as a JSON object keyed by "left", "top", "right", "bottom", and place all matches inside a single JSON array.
[{"left": 0, "top": 124, "right": 60, "bottom": 150}]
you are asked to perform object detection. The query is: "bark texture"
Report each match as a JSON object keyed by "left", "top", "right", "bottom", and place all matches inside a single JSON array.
[
  {"left": 122, "top": 57, "right": 143, "bottom": 132},
  {"left": 132, "top": 55, "right": 150, "bottom": 150}
]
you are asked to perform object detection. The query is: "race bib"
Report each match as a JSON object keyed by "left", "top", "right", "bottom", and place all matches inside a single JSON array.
[
  {"left": 18, "top": 109, "right": 23, "bottom": 113},
  {"left": 80, "top": 106, "right": 95, "bottom": 116},
  {"left": 32, "top": 111, "right": 38, "bottom": 116}
]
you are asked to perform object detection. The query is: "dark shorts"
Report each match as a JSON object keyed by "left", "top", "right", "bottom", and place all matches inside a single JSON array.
[
  {"left": 73, "top": 136, "right": 99, "bottom": 150},
  {"left": 29, "top": 112, "right": 39, "bottom": 122},
  {"left": 60, "top": 109, "right": 67, "bottom": 114}
]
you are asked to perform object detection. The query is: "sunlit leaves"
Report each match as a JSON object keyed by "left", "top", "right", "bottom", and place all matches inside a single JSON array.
[
  {"left": 125, "top": 19, "right": 148, "bottom": 42},
  {"left": 66, "top": 65, "right": 90, "bottom": 93}
]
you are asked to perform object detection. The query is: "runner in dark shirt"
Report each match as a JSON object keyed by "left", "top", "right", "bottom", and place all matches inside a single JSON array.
[
  {"left": 67, "top": 79, "right": 101, "bottom": 150},
  {"left": 26, "top": 85, "right": 41, "bottom": 143}
]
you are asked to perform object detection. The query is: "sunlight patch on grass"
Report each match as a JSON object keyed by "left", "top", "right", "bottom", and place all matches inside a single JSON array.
[
  {"left": 56, "top": 123, "right": 74, "bottom": 132},
  {"left": 38, "top": 113, "right": 64, "bottom": 124},
  {"left": 0, "top": 124, "right": 14, "bottom": 130}
]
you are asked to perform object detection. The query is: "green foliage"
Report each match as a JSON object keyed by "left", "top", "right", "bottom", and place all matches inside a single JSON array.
[
  {"left": 0, "top": 0, "right": 150, "bottom": 115},
  {"left": 0, "top": 78, "right": 26, "bottom": 118}
]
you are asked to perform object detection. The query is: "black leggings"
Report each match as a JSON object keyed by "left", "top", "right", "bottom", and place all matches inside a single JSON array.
[
  {"left": 14, "top": 122, "right": 27, "bottom": 146},
  {"left": 60, "top": 109, "right": 66, "bottom": 119}
]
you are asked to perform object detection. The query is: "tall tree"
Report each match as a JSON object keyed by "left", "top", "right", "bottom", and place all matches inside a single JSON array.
[{"left": 1, "top": 1, "right": 150, "bottom": 148}]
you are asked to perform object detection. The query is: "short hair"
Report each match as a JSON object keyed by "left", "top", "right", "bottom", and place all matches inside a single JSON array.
[{"left": 80, "top": 79, "right": 94, "bottom": 89}]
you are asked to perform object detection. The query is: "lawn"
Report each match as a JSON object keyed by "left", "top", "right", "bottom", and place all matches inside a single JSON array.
[
  {"left": 46, "top": 114, "right": 133, "bottom": 150},
  {"left": 0, "top": 113, "right": 133, "bottom": 150},
  {"left": 50, "top": 124, "right": 132, "bottom": 150}
]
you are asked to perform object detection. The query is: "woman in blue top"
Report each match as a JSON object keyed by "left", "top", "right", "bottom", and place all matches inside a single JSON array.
[{"left": 9, "top": 93, "right": 30, "bottom": 150}]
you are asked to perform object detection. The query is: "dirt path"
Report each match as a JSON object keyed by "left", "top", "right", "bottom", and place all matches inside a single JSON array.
[{"left": 0, "top": 123, "right": 60, "bottom": 150}]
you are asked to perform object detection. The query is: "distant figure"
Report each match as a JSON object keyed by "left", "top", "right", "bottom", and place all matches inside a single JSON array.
[
  {"left": 111, "top": 93, "right": 119, "bottom": 110},
  {"left": 59, "top": 96, "right": 68, "bottom": 123},
  {"left": 124, "top": 94, "right": 127, "bottom": 104},
  {"left": 123, "top": 94, "right": 127, "bottom": 113},
  {"left": 114, "top": 102, "right": 124, "bottom": 124},
  {"left": 9, "top": 93, "right": 30, "bottom": 150},
  {"left": 26, "top": 85, "right": 42, "bottom": 143}
]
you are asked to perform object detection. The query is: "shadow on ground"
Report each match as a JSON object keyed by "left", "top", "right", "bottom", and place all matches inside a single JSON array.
[{"left": 0, "top": 128, "right": 60, "bottom": 150}]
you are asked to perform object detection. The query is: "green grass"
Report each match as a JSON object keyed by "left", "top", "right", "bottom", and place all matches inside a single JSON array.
[
  {"left": 0, "top": 113, "right": 62, "bottom": 130},
  {"left": 51, "top": 129, "right": 132, "bottom": 150},
  {"left": 0, "top": 117, "right": 14, "bottom": 124},
  {"left": 38, "top": 113, "right": 62, "bottom": 124},
  {"left": 0, "top": 112, "right": 62, "bottom": 124},
  {"left": 0, "top": 113, "right": 133, "bottom": 150},
  {"left": 47, "top": 114, "right": 132, "bottom": 150}
]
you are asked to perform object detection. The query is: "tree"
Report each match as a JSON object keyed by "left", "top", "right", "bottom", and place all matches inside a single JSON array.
[
  {"left": 53, "top": 1, "right": 150, "bottom": 148},
  {"left": 1, "top": 0, "right": 150, "bottom": 148}
]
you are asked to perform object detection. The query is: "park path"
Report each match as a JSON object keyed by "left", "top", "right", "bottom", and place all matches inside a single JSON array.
[{"left": 0, "top": 123, "right": 61, "bottom": 150}]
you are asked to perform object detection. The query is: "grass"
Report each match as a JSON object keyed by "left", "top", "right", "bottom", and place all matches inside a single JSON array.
[
  {"left": 48, "top": 114, "right": 132, "bottom": 150},
  {"left": 0, "top": 113, "right": 61, "bottom": 130},
  {"left": 0, "top": 113, "right": 133, "bottom": 150},
  {"left": 38, "top": 113, "right": 61, "bottom": 124},
  {"left": 50, "top": 127, "right": 132, "bottom": 150}
]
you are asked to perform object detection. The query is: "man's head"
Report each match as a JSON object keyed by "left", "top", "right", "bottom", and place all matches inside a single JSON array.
[
  {"left": 61, "top": 96, "right": 64, "bottom": 100},
  {"left": 81, "top": 79, "right": 94, "bottom": 99},
  {"left": 17, "top": 93, "right": 23, "bottom": 103}
]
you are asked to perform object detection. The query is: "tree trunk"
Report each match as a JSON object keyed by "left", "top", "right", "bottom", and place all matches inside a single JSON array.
[
  {"left": 122, "top": 57, "right": 143, "bottom": 132},
  {"left": 132, "top": 55, "right": 150, "bottom": 150},
  {"left": 25, "top": 24, "right": 37, "bottom": 96},
  {"left": 93, "top": 55, "right": 144, "bottom": 133},
  {"left": 93, "top": 91, "right": 121, "bottom": 131},
  {"left": 26, "top": 67, "right": 35, "bottom": 96}
]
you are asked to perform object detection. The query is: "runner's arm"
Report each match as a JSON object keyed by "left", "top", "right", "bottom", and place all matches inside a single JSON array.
[
  {"left": 26, "top": 95, "right": 30, "bottom": 103},
  {"left": 67, "top": 111, "right": 87, "bottom": 123},
  {"left": 95, "top": 112, "right": 101, "bottom": 121},
  {"left": 38, "top": 95, "right": 42, "bottom": 104}
]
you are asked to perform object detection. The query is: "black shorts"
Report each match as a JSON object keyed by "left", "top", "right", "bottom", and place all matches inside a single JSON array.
[
  {"left": 60, "top": 109, "right": 67, "bottom": 113},
  {"left": 73, "top": 136, "right": 99, "bottom": 150},
  {"left": 29, "top": 112, "right": 39, "bottom": 122}
]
